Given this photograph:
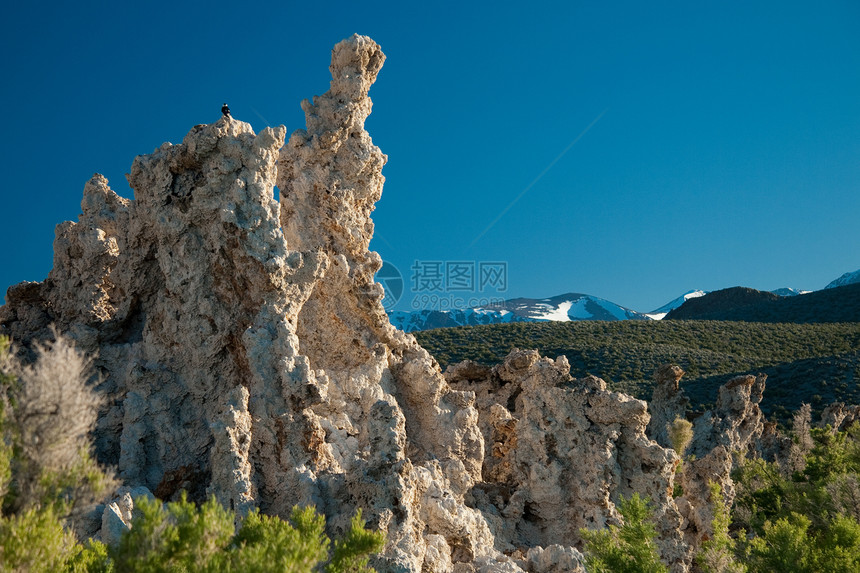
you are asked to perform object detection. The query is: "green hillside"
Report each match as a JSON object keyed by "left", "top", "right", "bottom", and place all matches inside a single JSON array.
[{"left": 414, "top": 320, "right": 860, "bottom": 423}]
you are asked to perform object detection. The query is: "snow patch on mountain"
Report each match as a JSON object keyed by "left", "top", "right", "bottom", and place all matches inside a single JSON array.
[
  {"left": 771, "top": 287, "right": 811, "bottom": 297},
  {"left": 489, "top": 293, "right": 649, "bottom": 322},
  {"left": 532, "top": 300, "right": 574, "bottom": 321}
]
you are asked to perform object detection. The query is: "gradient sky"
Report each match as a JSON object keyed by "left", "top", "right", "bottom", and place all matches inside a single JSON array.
[{"left": 1, "top": 1, "right": 858, "bottom": 314}]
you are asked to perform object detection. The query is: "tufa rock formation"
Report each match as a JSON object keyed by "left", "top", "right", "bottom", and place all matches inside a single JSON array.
[
  {"left": 649, "top": 366, "right": 771, "bottom": 551},
  {"left": 0, "top": 34, "right": 788, "bottom": 572},
  {"left": 445, "top": 351, "right": 687, "bottom": 571},
  {"left": 1, "top": 34, "right": 500, "bottom": 572}
]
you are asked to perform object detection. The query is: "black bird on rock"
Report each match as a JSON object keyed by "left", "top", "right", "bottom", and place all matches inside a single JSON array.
[{"left": 221, "top": 103, "right": 231, "bottom": 117}]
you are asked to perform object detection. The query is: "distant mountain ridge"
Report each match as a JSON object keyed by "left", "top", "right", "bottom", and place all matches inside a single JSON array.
[
  {"left": 388, "top": 293, "right": 649, "bottom": 332},
  {"left": 645, "top": 290, "right": 707, "bottom": 320},
  {"left": 664, "top": 287, "right": 782, "bottom": 320},
  {"left": 488, "top": 292, "right": 649, "bottom": 321},
  {"left": 386, "top": 268, "right": 860, "bottom": 331},
  {"left": 387, "top": 308, "right": 528, "bottom": 332}
]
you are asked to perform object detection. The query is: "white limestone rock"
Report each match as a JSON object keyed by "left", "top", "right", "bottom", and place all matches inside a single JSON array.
[
  {"left": 676, "top": 374, "right": 767, "bottom": 549},
  {"left": 100, "top": 486, "right": 155, "bottom": 546},
  {"left": 525, "top": 545, "right": 586, "bottom": 573}
]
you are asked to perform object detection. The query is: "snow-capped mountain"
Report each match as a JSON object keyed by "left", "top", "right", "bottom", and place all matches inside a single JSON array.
[
  {"left": 826, "top": 269, "right": 860, "bottom": 289},
  {"left": 490, "top": 293, "right": 649, "bottom": 322},
  {"left": 645, "top": 290, "right": 707, "bottom": 320},
  {"left": 770, "top": 287, "right": 811, "bottom": 297},
  {"left": 388, "top": 293, "right": 649, "bottom": 332}
]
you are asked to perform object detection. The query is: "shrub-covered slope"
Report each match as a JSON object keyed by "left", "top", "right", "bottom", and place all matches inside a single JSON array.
[{"left": 415, "top": 320, "right": 860, "bottom": 422}]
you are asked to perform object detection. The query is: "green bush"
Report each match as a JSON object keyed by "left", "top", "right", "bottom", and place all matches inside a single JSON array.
[
  {"left": 109, "top": 493, "right": 384, "bottom": 573},
  {"left": 744, "top": 513, "right": 860, "bottom": 573},
  {"left": 668, "top": 417, "right": 693, "bottom": 458},
  {"left": 1, "top": 333, "right": 117, "bottom": 571},
  {"left": 734, "top": 421, "right": 860, "bottom": 535},
  {"left": 0, "top": 503, "right": 80, "bottom": 573},
  {"left": 328, "top": 510, "right": 386, "bottom": 573},
  {"left": 696, "top": 482, "right": 745, "bottom": 573},
  {"left": 726, "top": 418, "right": 860, "bottom": 572},
  {"left": 580, "top": 493, "right": 668, "bottom": 573}
]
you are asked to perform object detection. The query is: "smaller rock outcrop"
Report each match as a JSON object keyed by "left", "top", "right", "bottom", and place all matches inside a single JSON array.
[
  {"left": 669, "top": 373, "right": 767, "bottom": 548},
  {"left": 819, "top": 402, "right": 860, "bottom": 431},
  {"left": 447, "top": 350, "right": 688, "bottom": 572},
  {"left": 100, "top": 486, "right": 155, "bottom": 546}
]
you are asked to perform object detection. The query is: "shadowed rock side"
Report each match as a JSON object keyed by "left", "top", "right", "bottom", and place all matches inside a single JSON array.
[{"left": 0, "top": 33, "right": 791, "bottom": 573}]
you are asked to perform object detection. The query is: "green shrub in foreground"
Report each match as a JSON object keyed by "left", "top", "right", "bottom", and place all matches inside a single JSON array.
[
  {"left": 0, "top": 504, "right": 79, "bottom": 572},
  {"left": 1, "top": 333, "right": 117, "bottom": 572},
  {"left": 1, "top": 487, "right": 384, "bottom": 573},
  {"left": 743, "top": 513, "right": 860, "bottom": 573},
  {"left": 580, "top": 493, "right": 668, "bottom": 573},
  {"left": 108, "top": 493, "right": 383, "bottom": 573}
]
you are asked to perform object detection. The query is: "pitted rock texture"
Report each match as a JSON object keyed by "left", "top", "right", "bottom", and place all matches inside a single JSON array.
[{"left": 820, "top": 402, "right": 860, "bottom": 431}]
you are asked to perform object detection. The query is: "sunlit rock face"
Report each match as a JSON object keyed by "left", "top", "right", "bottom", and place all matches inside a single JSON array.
[{"left": 2, "top": 33, "right": 781, "bottom": 573}]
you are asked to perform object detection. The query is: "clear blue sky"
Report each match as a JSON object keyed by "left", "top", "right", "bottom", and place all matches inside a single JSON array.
[{"left": 1, "top": 1, "right": 858, "bottom": 313}]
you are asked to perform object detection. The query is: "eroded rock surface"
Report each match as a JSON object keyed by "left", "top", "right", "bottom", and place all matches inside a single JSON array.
[
  {"left": 447, "top": 350, "right": 687, "bottom": 572},
  {"left": 820, "top": 402, "right": 860, "bottom": 431},
  {"left": 648, "top": 364, "right": 689, "bottom": 449}
]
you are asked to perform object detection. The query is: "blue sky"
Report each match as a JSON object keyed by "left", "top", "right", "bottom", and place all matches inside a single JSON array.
[{"left": 1, "top": 1, "right": 858, "bottom": 314}]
